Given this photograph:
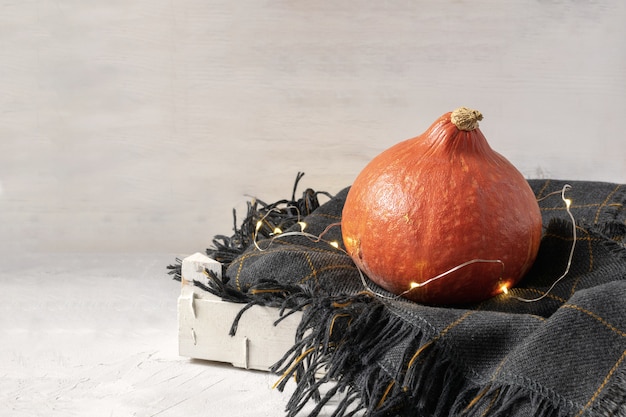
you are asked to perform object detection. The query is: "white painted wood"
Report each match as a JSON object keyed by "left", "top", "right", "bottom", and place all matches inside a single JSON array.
[
  {"left": 178, "top": 252, "right": 302, "bottom": 371},
  {"left": 180, "top": 251, "right": 222, "bottom": 286},
  {"left": 178, "top": 284, "right": 302, "bottom": 371}
]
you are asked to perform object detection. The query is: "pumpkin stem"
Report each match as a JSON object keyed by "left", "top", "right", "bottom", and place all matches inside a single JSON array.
[{"left": 451, "top": 107, "right": 483, "bottom": 131}]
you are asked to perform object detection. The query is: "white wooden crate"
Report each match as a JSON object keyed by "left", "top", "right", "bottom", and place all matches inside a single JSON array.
[{"left": 177, "top": 253, "right": 301, "bottom": 371}]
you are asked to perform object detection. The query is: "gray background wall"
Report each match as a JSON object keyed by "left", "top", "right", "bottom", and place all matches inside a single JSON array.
[{"left": 1, "top": 1, "right": 625, "bottom": 256}]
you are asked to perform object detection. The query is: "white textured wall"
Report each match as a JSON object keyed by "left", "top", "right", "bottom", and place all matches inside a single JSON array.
[{"left": 1, "top": 1, "right": 625, "bottom": 255}]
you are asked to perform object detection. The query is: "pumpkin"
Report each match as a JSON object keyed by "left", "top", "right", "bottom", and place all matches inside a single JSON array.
[{"left": 341, "top": 107, "right": 542, "bottom": 305}]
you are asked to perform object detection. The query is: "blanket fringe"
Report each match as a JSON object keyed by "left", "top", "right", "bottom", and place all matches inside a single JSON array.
[
  {"left": 214, "top": 277, "right": 582, "bottom": 417},
  {"left": 589, "top": 367, "right": 626, "bottom": 417},
  {"left": 166, "top": 172, "right": 333, "bottom": 283},
  {"left": 208, "top": 172, "right": 333, "bottom": 266}
]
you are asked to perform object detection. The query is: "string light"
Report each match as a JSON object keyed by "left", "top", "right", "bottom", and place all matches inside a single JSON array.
[
  {"left": 250, "top": 184, "right": 575, "bottom": 305},
  {"left": 254, "top": 224, "right": 339, "bottom": 252},
  {"left": 252, "top": 203, "right": 341, "bottom": 251},
  {"left": 355, "top": 258, "right": 505, "bottom": 301},
  {"left": 251, "top": 205, "right": 306, "bottom": 248},
  {"left": 507, "top": 184, "right": 576, "bottom": 303},
  {"left": 416, "top": 259, "right": 504, "bottom": 290},
  {"left": 252, "top": 209, "right": 516, "bottom": 303}
]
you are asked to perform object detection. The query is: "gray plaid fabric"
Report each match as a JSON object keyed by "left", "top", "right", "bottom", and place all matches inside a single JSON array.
[{"left": 224, "top": 180, "right": 626, "bottom": 417}]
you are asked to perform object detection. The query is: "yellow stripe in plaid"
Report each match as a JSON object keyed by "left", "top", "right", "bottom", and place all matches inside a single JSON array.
[{"left": 561, "top": 303, "right": 626, "bottom": 338}]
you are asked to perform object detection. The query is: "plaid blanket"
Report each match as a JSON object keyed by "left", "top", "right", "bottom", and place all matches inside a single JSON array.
[{"left": 180, "top": 178, "right": 626, "bottom": 417}]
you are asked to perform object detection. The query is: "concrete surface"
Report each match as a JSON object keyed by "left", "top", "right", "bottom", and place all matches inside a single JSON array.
[{"left": 0, "top": 253, "right": 319, "bottom": 417}]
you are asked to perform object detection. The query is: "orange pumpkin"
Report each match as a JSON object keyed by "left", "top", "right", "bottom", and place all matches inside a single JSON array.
[{"left": 341, "top": 107, "right": 542, "bottom": 305}]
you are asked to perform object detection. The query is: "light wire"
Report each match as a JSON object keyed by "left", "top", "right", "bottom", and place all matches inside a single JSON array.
[{"left": 509, "top": 184, "right": 575, "bottom": 302}]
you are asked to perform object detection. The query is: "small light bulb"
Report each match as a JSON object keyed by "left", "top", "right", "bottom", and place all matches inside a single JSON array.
[
  {"left": 298, "top": 222, "right": 307, "bottom": 231},
  {"left": 409, "top": 282, "right": 420, "bottom": 289},
  {"left": 500, "top": 284, "right": 509, "bottom": 295},
  {"left": 273, "top": 227, "right": 282, "bottom": 235},
  {"left": 329, "top": 241, "right": 339, "bottom": 249},
  {"left": 564, "top": 198, "right": 572, "bottom": 209},
  {"left": 255, "top": 220, "right": 263, "bottom": 232}
]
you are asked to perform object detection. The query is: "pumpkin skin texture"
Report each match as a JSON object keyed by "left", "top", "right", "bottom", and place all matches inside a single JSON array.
[{"left": 341, "top": 108, "right": 542, "bottom": 305}]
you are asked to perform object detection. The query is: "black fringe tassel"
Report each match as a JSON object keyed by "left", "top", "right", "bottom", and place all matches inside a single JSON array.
[
  {"left": 167, "top": 171, "right": 332, "bottom": 288},
  {"left": 207, "top": 171, "right": 332, "bottom": 267}
]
